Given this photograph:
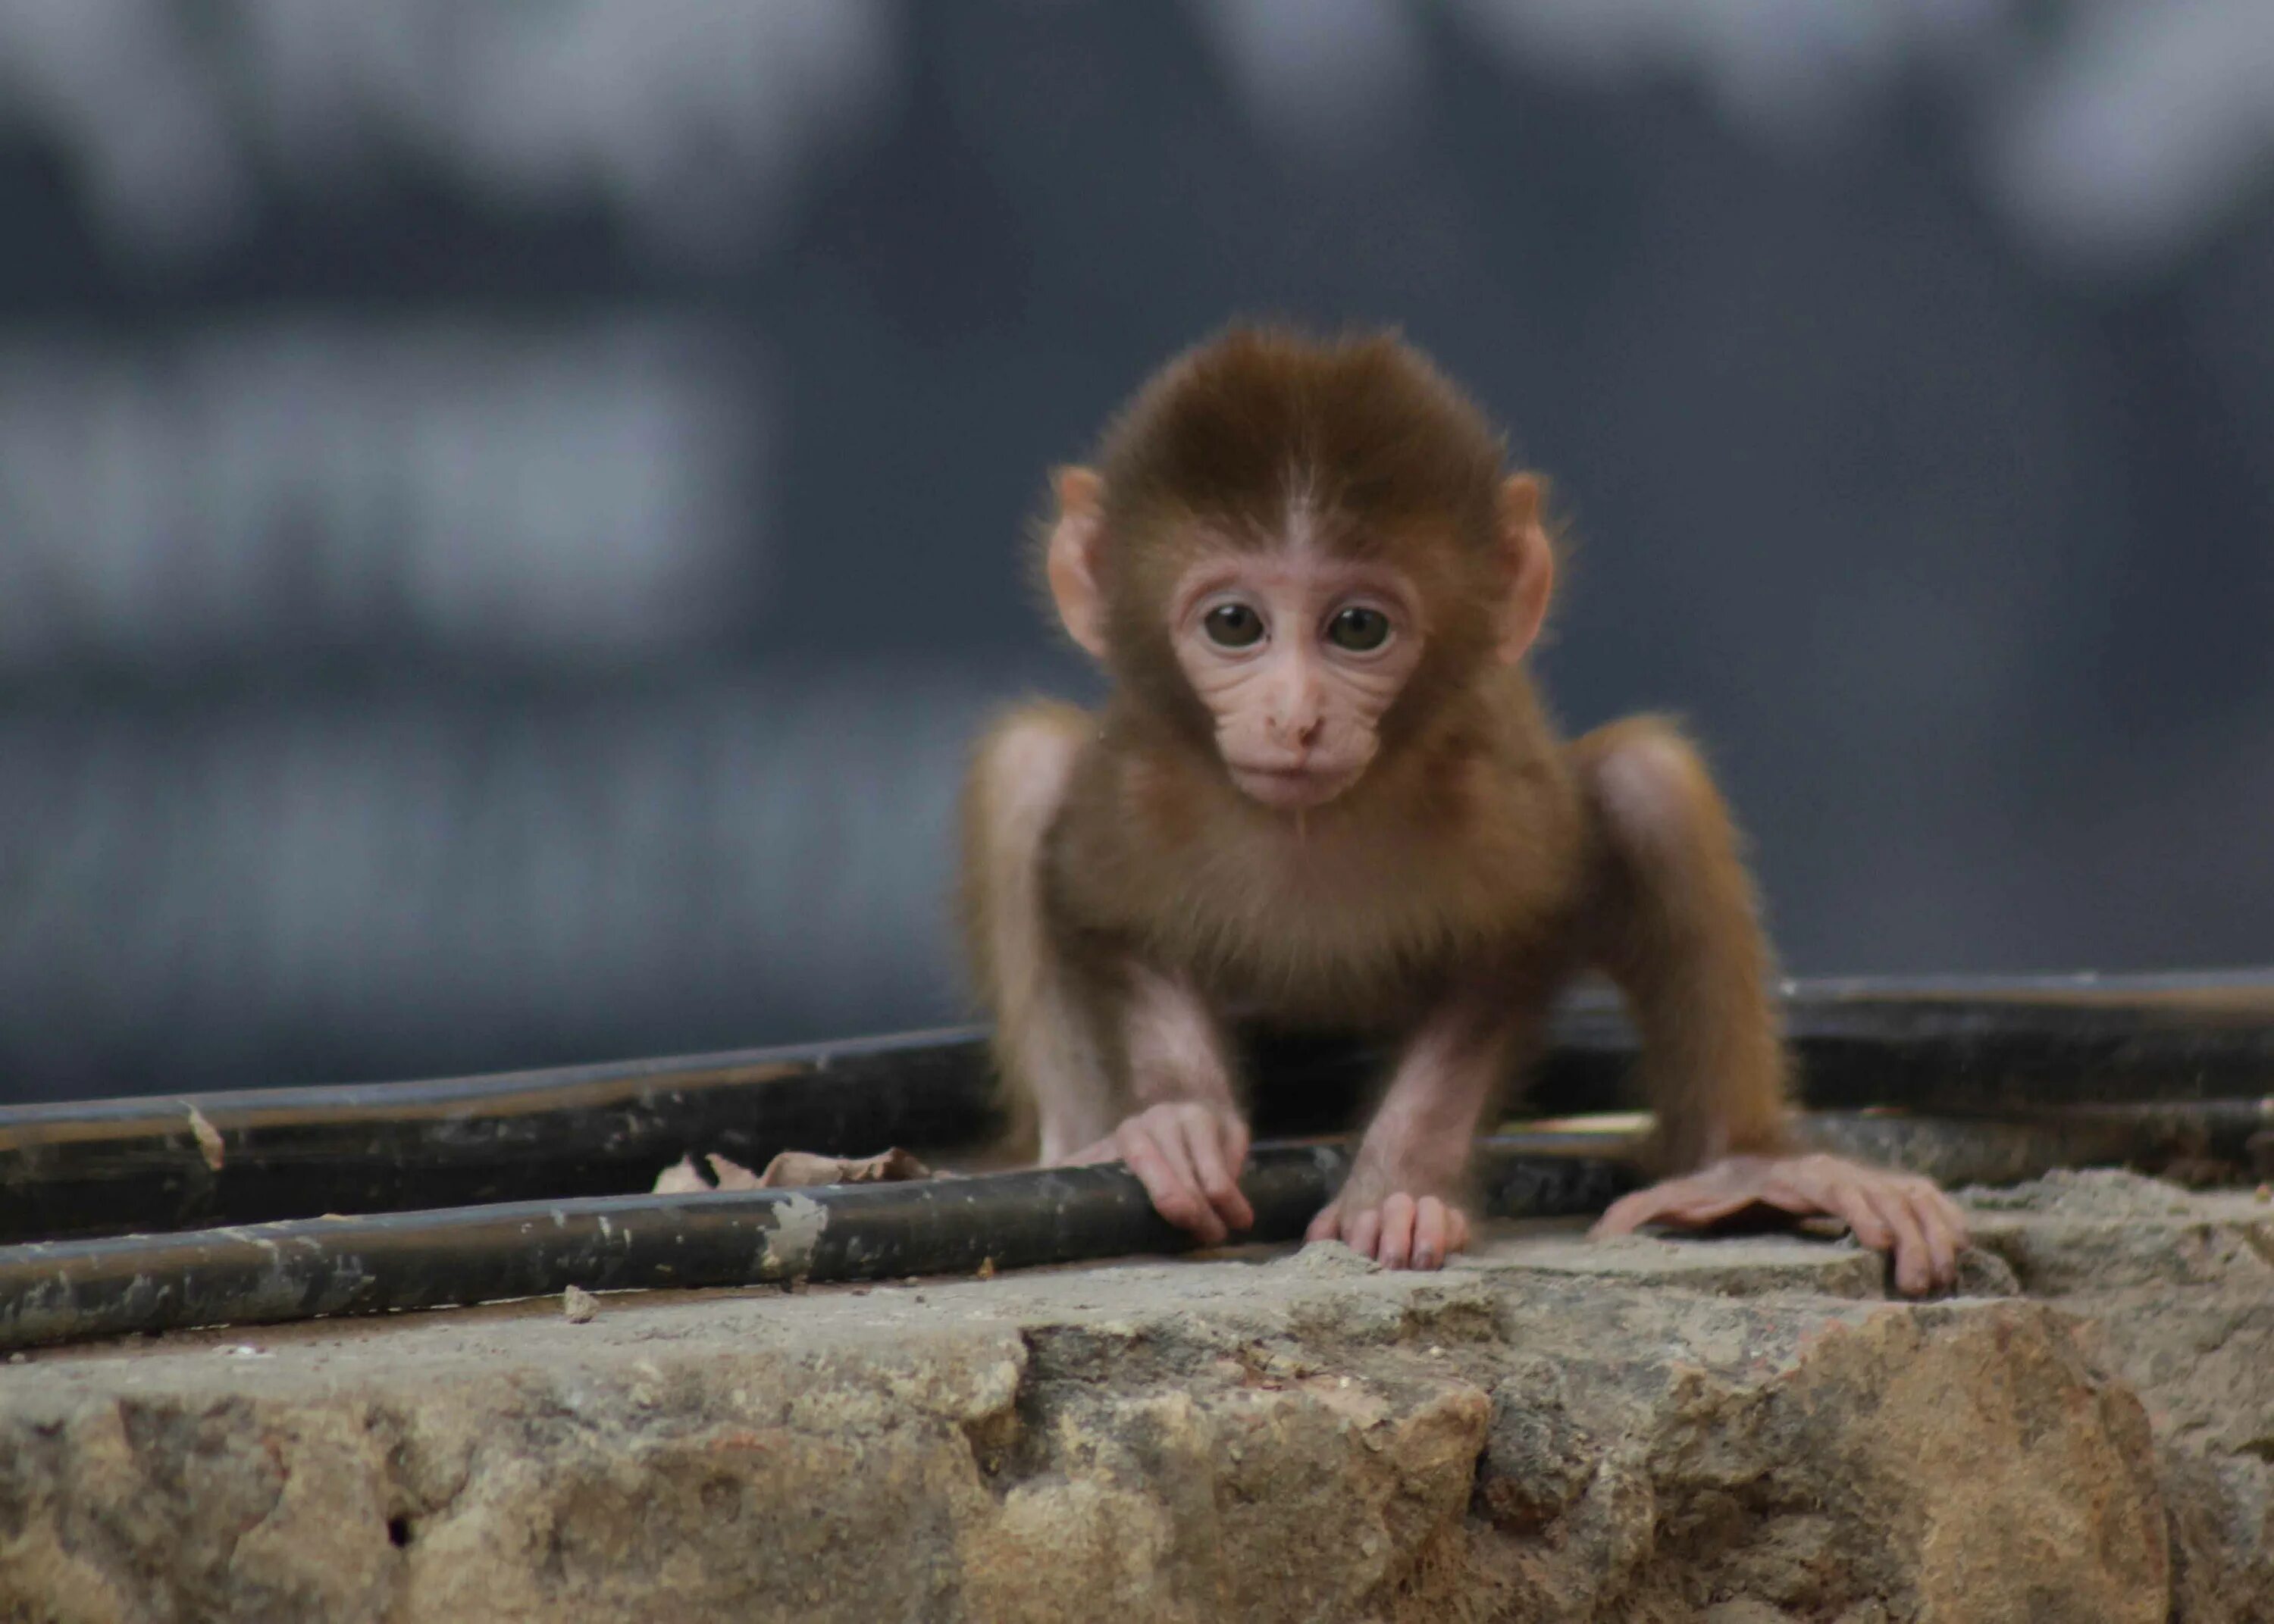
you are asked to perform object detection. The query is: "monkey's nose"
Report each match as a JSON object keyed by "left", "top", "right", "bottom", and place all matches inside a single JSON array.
[{"left": 1266, "top": 710, "right": 1322, "bottom": 751}]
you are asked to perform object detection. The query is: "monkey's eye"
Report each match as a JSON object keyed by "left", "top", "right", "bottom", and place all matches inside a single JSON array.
[
  {"left": 1203, "top": 603, "right": 1265, "bottom": 648},
  {"left": 1326, "top": 606, "right": 1391, "bottom": 652}
]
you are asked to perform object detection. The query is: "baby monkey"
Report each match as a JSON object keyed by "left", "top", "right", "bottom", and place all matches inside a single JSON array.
[{"left": 962, "top": 327, "right": 1966, "bottom": 1292}]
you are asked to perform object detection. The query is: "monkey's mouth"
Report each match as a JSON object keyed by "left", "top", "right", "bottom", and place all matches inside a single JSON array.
[{"left": 1228, "top": 762, "right": 1356, "bottom": 812}]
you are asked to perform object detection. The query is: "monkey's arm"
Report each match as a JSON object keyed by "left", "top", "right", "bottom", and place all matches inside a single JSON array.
[
  {"left": 1059, "top": 962, "right": 1254, "bottom": 1246},
  {"left": 964, "top": 709, "right": 1254, "bottom": 1242},
  {"left": 1301, "top": 990, "right": 1530, "bottom": 1269},
  {"left": 1574, "top": 718, "right": 1969, "bottom": 1294},
  {"left": 963, "top": 706, "right": 1124, "bottom": 1161}
]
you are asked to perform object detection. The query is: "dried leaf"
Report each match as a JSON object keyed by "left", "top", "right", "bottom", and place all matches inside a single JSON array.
[
  {"left": 651, "top": 1155, "right": 711, "bottom": 1195},
  {"left": 758, "top": 1147, "right": 933, "bottom": 1188},
  {"left": 704, "top": 1153, "right": 766, "bottom": 1191},
  {"left": 653, "top": 1147, "right": 935, "bottom": 1194},
  {"left": 562, "top": 1285, "right": 599, "bottom": 1324}
]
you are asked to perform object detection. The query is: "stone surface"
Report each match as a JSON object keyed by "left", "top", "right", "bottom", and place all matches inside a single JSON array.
[{"left": 0, "top": 1172, "right": 2266, "bottom": 1622}]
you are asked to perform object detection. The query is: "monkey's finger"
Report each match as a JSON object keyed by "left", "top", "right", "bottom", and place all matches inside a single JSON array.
[
  {"left": 1449, "top": 1206, "right": 1472, "bottom": 1255},
  {"left": 1920, "top": 1183, "right": 1972, "bottom": 1249},
  {"left": 1412, "top": 1198, "right": 1452, "bottom": 1271},
  {"left": 1374, "top": 1194, "right": 1419, "bottom": 1269},
  {"left": 1220, "top": 1112, "right": 1253, "bottom": 1177},
  {"left": 1590, "top": 1186, "right": 1681, "bottom": 1237},
  {"left": 1751, "top": 1160, "right": 1871, "bottom": 1222},
  {"left": 1858, "top": 1184, "right": 1931, "bottom": 1296},
  {"left": 1596, "top": 1178, "right": 1757, "bottom": 1235},
  {"left": 1907, "top": 1188, "right": 1960, "bottom": 1288},
  {"left": 1180, "top": 1114, "right": 1254, "bottom": 1234},
  {"left": 1117, "top": 1122, "right": 1226, "bottom": 1244},
  {"left": 1155, "top": 1105, "right": 1246, "bottom": 1237},
  {"left": 1347, "top": 1207, "right": 1383, "bottom": 1262},
  {"left": 1132, "top": 1111, "right": 1207, "bottom": 1197},
  {"left": 1874, "top": 1173, "right": 1947, "bottom": 1291},
  {"left": 1814, "top": 1180, "right": 1895, "bottom": 1256},
  {"left": 1305, "top": 1202, "right": 1344, "bottom": 1244},
  {"left": 1837, "top": 1173, "right": 1928, "bottom": 1291},
  {"left": 1661, "top": 1187, "right": 1775, "bottom": 1226}
]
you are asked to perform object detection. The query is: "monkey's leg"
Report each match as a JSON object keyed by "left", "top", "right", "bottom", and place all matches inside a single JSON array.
[
  {"left": 1574, "top": 718, "right": 1789, "bottom": 1166},
  {"left": 1573, "top": 717, "right": 1968, "bottom": 1294},
  {"left": 960, "top": 705, "right": 1121, "bottom": 1162}
]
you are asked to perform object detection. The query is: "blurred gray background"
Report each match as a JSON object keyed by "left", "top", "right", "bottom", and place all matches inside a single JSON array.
[{"left": 1, "top": 1, "right": 2269, "bottom": 1103}]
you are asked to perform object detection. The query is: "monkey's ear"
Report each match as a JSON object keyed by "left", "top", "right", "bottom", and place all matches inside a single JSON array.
[
  {"left": 1047, "top": 466, "right": 1111, "bottom": 659},
  {"left": 1495, "top": 473, "right": 1555, "bottom": 665}
]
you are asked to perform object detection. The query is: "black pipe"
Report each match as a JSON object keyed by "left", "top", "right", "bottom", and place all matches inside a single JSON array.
[
  {"left": 2, "top": 1102, "right": 2257, "bottom": 1353},
  {"left": 1598, "top": 968, "right": 2274, "bottom": 1120},
  {"left": 0, "top": 1141, "right": 1637, "bottom": 1353},
  {"left": 1791, "top": 1105, "right": 2271, "bottom": 1187},
  {"left": 5, "top": 969, "right": 2271, "bottom": 1242},
  {"left": 0, "top": 1028, "right": 1001, "bottom": 1244}
]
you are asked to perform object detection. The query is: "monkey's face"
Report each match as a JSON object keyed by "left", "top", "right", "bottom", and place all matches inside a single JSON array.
[{"left": 1167, "top": 549, "right": 1425, "bottom": 812}]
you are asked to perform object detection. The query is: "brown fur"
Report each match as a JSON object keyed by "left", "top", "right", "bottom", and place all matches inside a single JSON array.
[{"left": 966, "top": 325, "right": 1792, "bottom": 1176}]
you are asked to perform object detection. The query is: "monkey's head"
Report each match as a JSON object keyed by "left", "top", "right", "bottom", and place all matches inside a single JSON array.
[{"left": 1044, "top": 327, "right": 1555, "bottom": 812}]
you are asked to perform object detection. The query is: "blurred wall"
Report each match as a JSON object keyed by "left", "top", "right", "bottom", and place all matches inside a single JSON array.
[{"left": 0, "top": 1, "right": 2269, "bottom": 1101}]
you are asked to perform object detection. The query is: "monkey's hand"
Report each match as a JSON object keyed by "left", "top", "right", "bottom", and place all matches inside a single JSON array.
[
  {"left": 1304, "top": 1147, "right": 1474, "bottom": 1272},
  {"left": 1591, "top": 1153, "right": 1969, "bottom": 1296},
  {"left": 1063, "top": 1101, "right": 1255, "bottom": 1247}
]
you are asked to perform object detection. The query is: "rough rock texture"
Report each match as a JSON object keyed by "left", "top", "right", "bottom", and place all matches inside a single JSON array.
[{"left": 0, "top": 1171, "right": 2266, "bottom": 1622}]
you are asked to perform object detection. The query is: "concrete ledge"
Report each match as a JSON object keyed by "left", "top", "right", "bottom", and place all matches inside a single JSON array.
[{"left": 1, "top": 1171, "right": 2267, "bottom": 1622}]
